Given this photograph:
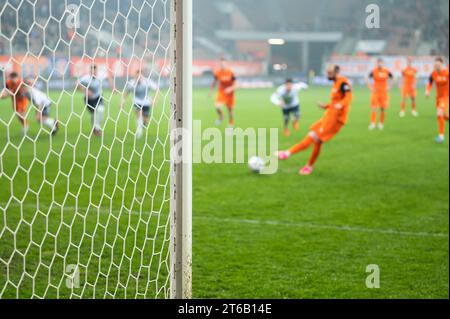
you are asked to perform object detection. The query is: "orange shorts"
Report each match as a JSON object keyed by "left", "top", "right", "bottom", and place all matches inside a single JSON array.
[
  {"left": 310, "top": 118, "right": 344, "bottom": 143},
  {"left": 437, "top": 96, "right": 449, "bottom": 112},
  {"left": 14, "top": 98, "right": 28, "bottom": 113},
  {"left": 216, "top": 90, "right": 235, "bottom": 109},
  {"left": 371, "top": 91, "right": 389, "bottom": 109},
  {"left": 402, "top": 87, "right": 416, "bottom": 99}
]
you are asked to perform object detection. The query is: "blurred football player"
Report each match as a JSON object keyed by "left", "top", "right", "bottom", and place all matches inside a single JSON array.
[
  {"left": 400, "top": 57, "right": 418, "bottom": 118},
  {"left": 366, "top": 58, "right": 395, "bottom": 130},
  {"left": 121, "top": 69, "right": 159, "bottom": 139},
  {"left": 276, "top": 65, "right": 352, "bottom": 175},
  {"left": 0, "top": 72, "right": 30, "bottom": 135},
  {"left": 24, "top": 78, "right": 59, "bottom": 135},
  {"left": 77, "top": 64, "right": 108, "bottom": 137},
  {"left": 426, "top": 57, "right": 449, "bottom": 144},
  {"left": 209, "top": 58, "right": 237, "bottom": 127},
  {"left": 270, "top": 79, "right": 309, "bottom": 137}
]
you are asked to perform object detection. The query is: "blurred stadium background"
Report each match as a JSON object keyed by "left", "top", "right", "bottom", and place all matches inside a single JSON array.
[
  {"left": 192, "top": 0, "right": 448, "bottom": 79},
  {"left": 1, "top": 0, "right": 448, "bottom": 88}
]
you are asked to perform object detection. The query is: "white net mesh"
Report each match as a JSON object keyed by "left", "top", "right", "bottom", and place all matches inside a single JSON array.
[{"left": 0, "top": 0, "right": 174, "bottom": 298}]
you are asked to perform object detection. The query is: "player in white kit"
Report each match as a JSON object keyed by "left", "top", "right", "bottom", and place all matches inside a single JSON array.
[
  {"left": 77, "top": 64, "right": 109, "bottom": 137},
  {"left": 271, "top": 79, "right": 309, "bottom": 137},
  {"left": 121, "top": 69, "right": 159, "bottom": 139},
  {"left": 24, "top": 79, "right": 59, "bottom": 135}
]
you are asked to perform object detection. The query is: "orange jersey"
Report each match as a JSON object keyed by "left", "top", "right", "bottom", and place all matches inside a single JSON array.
[
  {"left": 325, "top": 75, "right": 353, "bottom": 125},
  {"left": 214, "top": 69, "right": 236, "bottom": 93},
  {"left": 429, "top": 68, "right": 449, "bottom": 99},
  {"left": 369, "top": 67, "right": 393, "bottom": 93},
  {"left": 310, "top": 76, "right": 351, "bottom": 143},
  {"left": 6, "top": 78, "right": 29, "bottom": 113},
  {"left": 402, "top": 66, "right": 417, "bottom": 89}
]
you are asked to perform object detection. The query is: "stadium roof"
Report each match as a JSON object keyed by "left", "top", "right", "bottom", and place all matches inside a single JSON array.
[{"left": 215, "top": 30, "right": 343, "bottom": 42}]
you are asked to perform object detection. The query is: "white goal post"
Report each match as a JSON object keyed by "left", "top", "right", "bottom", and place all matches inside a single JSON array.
[
  {"left": 171, "top": 0, "right": 192, "bottom": 300},
  {"left": 0, "top": 0, "right": 192, "bottom": 299}
]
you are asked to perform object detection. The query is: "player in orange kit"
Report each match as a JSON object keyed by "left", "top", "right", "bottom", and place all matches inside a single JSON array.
[
  {"left": 366, "top": 58, "right": 395, "bottom": 130},
  {"left": 276, "top": 65, "right": 352, "bottom": 176},
  {"left": 400, "top": 57, "right": 419, "bottom": 118},
  {"left": 426, "top": 57, "right": 449, "bottom": 144},
  {"left": 0, "top": 72, "right": 30, "bottom": 135},
  {"left": 209, "top": 58, "right": 237, "bottom": 127}
]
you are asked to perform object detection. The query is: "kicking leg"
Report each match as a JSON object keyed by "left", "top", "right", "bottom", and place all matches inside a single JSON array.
[{"left": 277, "top": 133, "right": 316, "bottom": 160}]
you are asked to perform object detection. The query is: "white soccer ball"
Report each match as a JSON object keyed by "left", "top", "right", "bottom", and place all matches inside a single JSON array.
[{"left": 248, "top": 156, "right": 265, "bottom": 173}]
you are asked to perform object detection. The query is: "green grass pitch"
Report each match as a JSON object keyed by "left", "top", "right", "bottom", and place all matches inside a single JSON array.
[
  {"left": 0, "top": 85, "right": 448, "bottom": 299},
  {"left": 192, "top": 86, "right": 448, "bottom": 299}
]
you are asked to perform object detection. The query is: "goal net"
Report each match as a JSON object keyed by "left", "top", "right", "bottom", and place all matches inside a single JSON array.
[{"left": 0, "top": 0, "right": 191, "bottom": 299}]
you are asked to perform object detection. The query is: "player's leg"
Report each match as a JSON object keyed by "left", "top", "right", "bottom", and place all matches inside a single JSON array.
[
  {"left": 88, "top": 97, "right": 103, "bottom": 136},
  {"left": 378, "top": 95, "right": 388, "bottom": 130},
  {"left": 379, "top": 108, "right": 385, "bottom": 130},
  {"left": 297, "top": 141, "right": 322, "bottom": 176},
  {"left": 15, "top": 100, "right": 29, "bottom": 135},
  {"left": 400, "top": 92, "right": 407, "bottom": 117},
  {"left": 86, "top": 98, "right": 95, "bottom": 130},
  {"left": 369, "top": 94, "right": 378, "bottom": 130},
  {"left": 277, "top": 125, "right": 319, "bottom": 160},
  {"left": 369, "top": 107, "right": 378, "bottom": 130},
  {"left": 436, "top": 101, "right": 447, "bottom": 143},
  {"left": 40, "top": 103, "right": 58, "bottom": 135},
  {"left": 292, "top": 105, "right": 300, "bottom": 131},
  {"left": 214, "top": 91, "right": 226, "bottom": 125},
  {"left": 135, "top": 106, "right": 144, "bottom": 139},
  {"left": 282, "top": 108, "right": 290, "bottom": 137},
  {"left": 411, "top": 96, "right": 418, "bottom": 117},
  {"left": 16, "top": 112, "right": 28, "bottom": 135},
  {"left": 142, "top": 105, "right": 151, "bottom": 127},
  {"left": 214, "top": 103, "right": 224, "bottom": 125},
  {"left": 226, "top": 95, "right": 235, "bottom": 127},
  {"left": 226, "top": 105, "right": 234, "bottom": 127},
  {"left": 35, "top": 109, "right": 44, "bottom": 125}
]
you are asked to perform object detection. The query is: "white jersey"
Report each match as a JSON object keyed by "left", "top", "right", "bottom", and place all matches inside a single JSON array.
[
  {"left": 126, "top": 78, "right": 158, "bottom": 106},
  {"left": 28, "top": 87, "right": 51, "bottom": 109},
  {"left": 271, "top": 82, "right": 309, "bottom": 108},
  {"left": 79, "top": 75, "right": 106, "bottom": 99}
]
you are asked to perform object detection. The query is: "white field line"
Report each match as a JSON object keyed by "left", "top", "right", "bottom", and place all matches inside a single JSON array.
[
  {"left": 1, "top": 202, "right": 448, "bottom": 239},
  {"left": 194, "top": 215, "right": 449, "bottom": 238}
]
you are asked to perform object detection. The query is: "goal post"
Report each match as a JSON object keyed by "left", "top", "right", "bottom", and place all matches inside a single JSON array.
[
  {"left": 0, "top": 0, "right": 192, "bottom": 299},
  {"left": 171, "top": 0, "right": 193, "bottom": 299}
]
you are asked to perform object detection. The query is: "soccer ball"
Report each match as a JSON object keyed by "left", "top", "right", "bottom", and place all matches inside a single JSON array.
[{"left": 248, "top": 156, "right": 265, "bottom": 173}]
